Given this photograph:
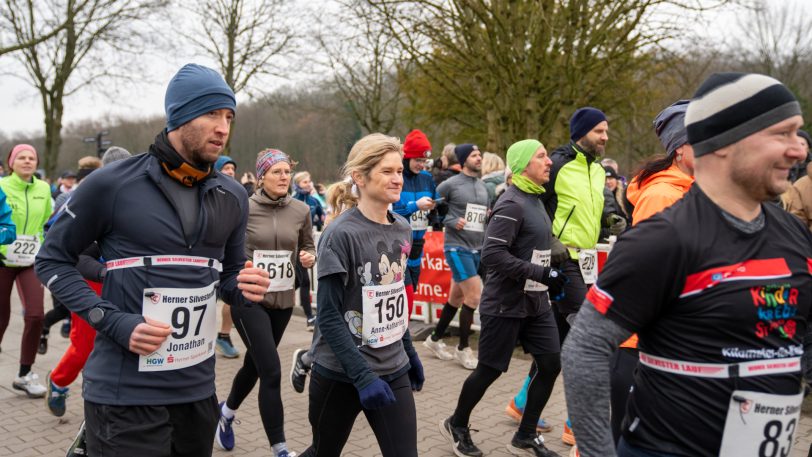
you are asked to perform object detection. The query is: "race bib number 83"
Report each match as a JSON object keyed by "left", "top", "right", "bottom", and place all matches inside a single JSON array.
[{"left": 718, "top": 389, "right": 802, "bottom": 457}]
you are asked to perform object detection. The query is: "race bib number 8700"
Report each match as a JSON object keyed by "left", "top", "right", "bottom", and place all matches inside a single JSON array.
[{"left": 463, "top": 203, "right": 486, "bottom": 232}]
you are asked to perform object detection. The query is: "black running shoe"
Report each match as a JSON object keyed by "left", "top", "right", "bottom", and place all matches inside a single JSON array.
[
  {"left": 507, "top": 432, "right": 561, "bottom": 457},
  {"left": 439, "top": 416, "right": 483, "bottom": 457},
  {"left": 289, "top": 348, "right": 309, "bottom": 393},
  {"left": 65, "top": 421, "right": 87, "bottom": 457},
  {"left": 38, "top": 333, "right": 48, "bottom": 355}
]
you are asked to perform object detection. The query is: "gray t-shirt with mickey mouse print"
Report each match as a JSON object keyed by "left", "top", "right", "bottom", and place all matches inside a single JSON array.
[{"left": 312, "top": 207, "right": 412, "bottom": 380}]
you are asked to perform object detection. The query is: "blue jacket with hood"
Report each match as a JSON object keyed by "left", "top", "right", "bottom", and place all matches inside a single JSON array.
[
  {"left": 393, "top": 166, "right": 436, "bottom": 268},
  {"left": 36, "top": 150, "right": 249, "bottom": 406}
]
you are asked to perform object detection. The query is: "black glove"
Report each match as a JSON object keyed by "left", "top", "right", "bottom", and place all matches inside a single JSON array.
[
  {"left": 606, "top": 214, "right": 627, "bottom": 236},
  {"left": 408, "top": 352, "right": 425, "bottom": 391},
  {"left": 550, "top": 236, "right": 570, "bottom": 266},
  {"left": 541, "top": 267, "right": 568, "bottom": 301}
]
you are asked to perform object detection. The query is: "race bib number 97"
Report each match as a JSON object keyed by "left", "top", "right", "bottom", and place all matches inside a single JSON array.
[
  {"left": 253, "top": 250, "right": 295, "bottom": 292},
  {"left": 139, "top": 282, "right": 218, "bottom": 372},
  {"left": 362, "top": 281, "right": 408, "bottom": 348}
]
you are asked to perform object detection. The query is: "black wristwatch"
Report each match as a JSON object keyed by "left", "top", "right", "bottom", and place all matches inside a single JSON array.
[{"left": 88, "top": 307, "right": 105, "bottom": 325}]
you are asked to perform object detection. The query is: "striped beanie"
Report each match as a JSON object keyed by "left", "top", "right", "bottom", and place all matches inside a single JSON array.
[{"left": 685, "top": 72, "right": 801, "bottom": 157}]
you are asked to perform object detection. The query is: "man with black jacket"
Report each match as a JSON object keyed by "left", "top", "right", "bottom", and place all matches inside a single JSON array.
[
  {"left": 441, "top": 139, "right": 566, "bottom": 457},
  {"left": 35, "top": 63, "right": 270, "bottom": 456}
]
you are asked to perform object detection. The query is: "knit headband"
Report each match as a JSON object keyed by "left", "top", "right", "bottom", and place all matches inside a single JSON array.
[
  {"left": 256, "top": 149, "right": 292, "bottom": 179},
  {"left": 8, "top": 144, "right": 37, "bottom": 170}
]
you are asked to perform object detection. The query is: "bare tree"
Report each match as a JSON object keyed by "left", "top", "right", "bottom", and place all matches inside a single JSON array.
[
  {"left": 363, "top": 0, "right": 733, "bottom": 153},
  {"left": 1, "top": 0, "right": 166, "bottom": 177},
  {"left": 317, "top": 1, "right": 404, "bottom": 134},
  {"left": 734, "top": 0, "right": 812, "bottom": 116},
  {"left": 0, "top": 0, "right": 70, "bottom": 57},
  {"left": 182, "top": 0, "right": 298, "bottom": 152}
]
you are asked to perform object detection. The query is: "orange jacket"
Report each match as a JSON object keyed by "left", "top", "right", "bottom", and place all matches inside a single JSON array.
[
  {"left": 626, "top": 164, "right": 694, "bottom": 225},
  {"left": 619, "top": 163, "right": 693, "bottom": 348}
]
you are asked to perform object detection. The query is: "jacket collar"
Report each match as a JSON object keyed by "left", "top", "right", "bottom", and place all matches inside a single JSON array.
[{"left": 251, "top": 188, "right": 291, "bottom": 207}]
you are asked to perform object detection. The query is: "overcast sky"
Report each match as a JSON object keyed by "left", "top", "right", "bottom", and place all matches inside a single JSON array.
[{"left": 0, "top": 0, "right": 809, "bottom": 139}]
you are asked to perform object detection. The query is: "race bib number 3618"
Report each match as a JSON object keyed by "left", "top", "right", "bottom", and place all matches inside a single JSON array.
[{"left": 253, "top": 250, "right": 295, "bottom": 292}]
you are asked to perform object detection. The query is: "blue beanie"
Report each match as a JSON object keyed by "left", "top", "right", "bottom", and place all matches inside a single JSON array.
[
  {"left": 215, "top": 155, "right": 236, "bottom": 172},
  {"left": 454, "top": 144, "right": 479, "bottom": 166},
  {"left": 570, "top": 107, "right": 607, "bottom": 141},
  {"left": 653, "top": 100, "right": 689, "bottom": 157},
  {"left": 165, "top": 64, "right": 237, "bottom": 132}
]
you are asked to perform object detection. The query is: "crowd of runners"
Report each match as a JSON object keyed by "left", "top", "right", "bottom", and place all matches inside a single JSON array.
[{"left": 0, "top": 63, "right": 810, "bottom": 457}]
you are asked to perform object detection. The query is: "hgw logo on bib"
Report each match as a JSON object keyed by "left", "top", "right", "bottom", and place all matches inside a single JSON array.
[{"left": 139, "top": 282, "right": 218, "bottom": 372}]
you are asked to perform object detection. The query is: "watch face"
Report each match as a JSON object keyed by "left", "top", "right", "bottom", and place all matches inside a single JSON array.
[{"left": 89, "top": 308, "right": 103, "bottom": 324}]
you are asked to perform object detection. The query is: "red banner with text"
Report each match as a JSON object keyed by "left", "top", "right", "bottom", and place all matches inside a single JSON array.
[{"left": 414, "top": 231, "right": 452, "bottom": 303}]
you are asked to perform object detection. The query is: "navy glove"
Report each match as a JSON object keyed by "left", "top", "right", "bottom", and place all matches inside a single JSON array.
[
  {"left": 542, "top": 267, "right": 568, "bottom": 302},
  {"left": 408, "top": 353, "right": 425, "bottom": 391},
  {"left": 358, "top": 377, "right": 396, "bottom": 410}
]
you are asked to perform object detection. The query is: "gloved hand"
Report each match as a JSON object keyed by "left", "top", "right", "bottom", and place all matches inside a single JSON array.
[
  {"left": 358, "top": 377, "right": 396, "bottom": 410},
  {"left": 550, "top": 236, "right": 570, "bottom": 266},
  {"left": 408, "top": 353, "right": 425, "bottom": 391},
  {"left": 607, "top": 214, "right": 627, "bottom": 236},
  {"left": 541, "top": 267, "right": 569, "bottom": 301}
]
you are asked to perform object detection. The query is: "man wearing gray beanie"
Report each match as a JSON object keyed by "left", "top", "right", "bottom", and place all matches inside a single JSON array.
[
  {"left": 563, "top": 72, "right": 811, "bottom": 457},
  {"left": 35, "top": 64, "right": 272, "bottom": 456}
]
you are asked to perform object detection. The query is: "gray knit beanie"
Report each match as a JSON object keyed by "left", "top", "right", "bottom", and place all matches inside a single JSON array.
[{"left": 102, "top": 146, "right": 132, "bottom": 166}]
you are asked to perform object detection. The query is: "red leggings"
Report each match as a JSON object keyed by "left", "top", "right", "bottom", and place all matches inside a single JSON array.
[
  {"left": 0, "top": 266, "right": 45, "bottom": 365},
  {"left": 50, "top": 280, "right": 101, "bottom": 387}
]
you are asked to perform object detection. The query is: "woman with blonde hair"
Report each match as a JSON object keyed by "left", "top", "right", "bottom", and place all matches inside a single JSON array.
[
  {"left": 292, "top": 170, "right": 324, "bottom": 329},
  {"left": 302, "top": 133, "right": 423, "bottom": 457},
  {"left": 481, "top": 152, "right": 506, "bottom": 207}
]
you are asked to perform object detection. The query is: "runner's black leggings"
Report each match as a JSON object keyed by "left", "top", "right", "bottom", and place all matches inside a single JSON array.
[
  {"left": 453, "top": 352, "right": 560, "bottom": 435},
  {"left": 227, "top": 305, "right": 292, "bottom": 446},
  {"left": 42, "top": 297, "right": 69, "bottom": 333},
  {"left": 296, "top": 261, "right": 313, "bottom": 319},
  {"left": 303, "top": 370, "right": 417, "bottom": 457}
]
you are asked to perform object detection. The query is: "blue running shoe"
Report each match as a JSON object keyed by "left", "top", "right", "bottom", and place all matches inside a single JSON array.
[
  {"left": 216, "top": 336, "right": 240, "bottom": 358},
  {"left": 215, "top": 402, "right": 237, "bottom": 451},
  {"left": 46, "top": 371, "right": 69, "bottom": 417}
]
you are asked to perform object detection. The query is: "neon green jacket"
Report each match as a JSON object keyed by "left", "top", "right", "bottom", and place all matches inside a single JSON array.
[
  {"left": 0, "top": 173, "right": 52, "bottom": 260},
  {"left": 541, "top": 143, "right": 605, "bottom": 258}
]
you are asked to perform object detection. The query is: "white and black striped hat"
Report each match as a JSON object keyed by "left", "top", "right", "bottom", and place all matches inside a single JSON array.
[{"left": 685, "top": 72, "right": 801, "bottom": 157}]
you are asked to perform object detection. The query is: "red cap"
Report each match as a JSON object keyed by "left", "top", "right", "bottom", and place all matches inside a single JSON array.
[{"left": 403, "top": 129, "right": 432, "bottom": 159}]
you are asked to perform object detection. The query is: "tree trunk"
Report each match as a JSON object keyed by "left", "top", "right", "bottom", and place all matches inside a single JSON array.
[{"left": 43, "top": 94, "right": 64, "bottom": 179}]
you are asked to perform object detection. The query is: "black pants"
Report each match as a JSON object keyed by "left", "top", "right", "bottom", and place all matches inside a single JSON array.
[
  {"left": 610, "top": 347, "right": 639, "bottom": 444},
  {"left": 227, "top": 305, "right": 292, "bottom": 445},
  {"left": 552, "top": 258, "right": 589, "bottom": 343},
  {"left": 42, "top": 297, "right": 69, "bottom": 333},
  {"left": 303, "top": 370, "right": 417, "bottom": 457},
  {"left": 84, "top": 396, "right": 218, "bottom": 457},
  {"left": 296, "top": 261, "right": 313, "bottom": 319}
]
